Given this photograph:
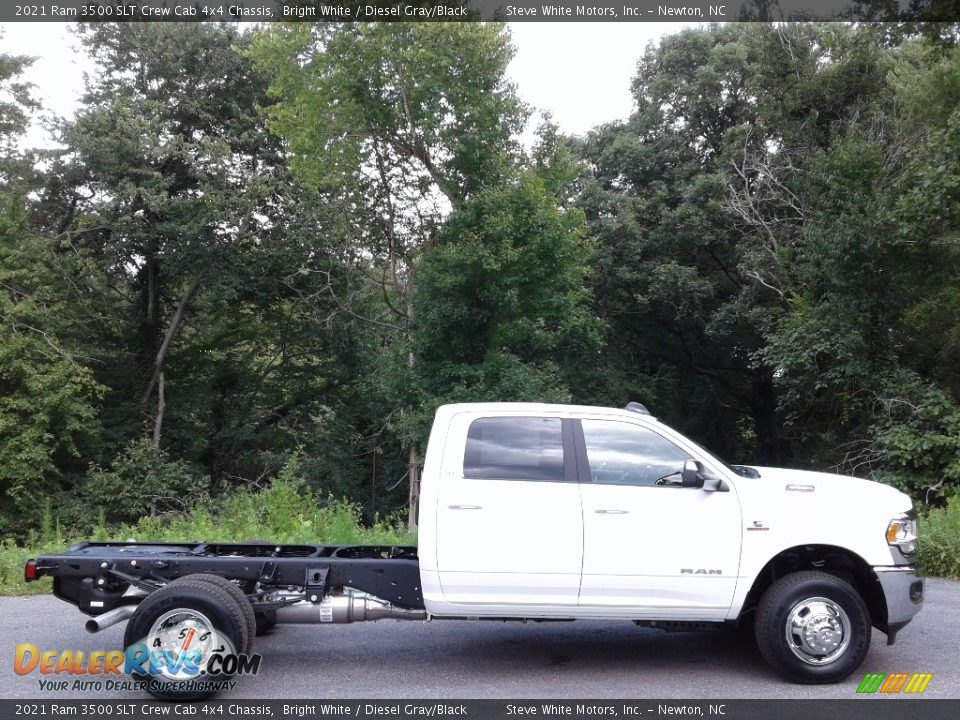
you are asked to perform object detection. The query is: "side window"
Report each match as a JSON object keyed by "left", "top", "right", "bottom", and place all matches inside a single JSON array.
[
  {"left": 581, "top": 420, "right": 691, "bottom": 487},
  {"left": 463, "top": 417, "right": 565, "bottom": 482}
]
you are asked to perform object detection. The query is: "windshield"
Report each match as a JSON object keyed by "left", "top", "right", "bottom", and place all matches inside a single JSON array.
[{"left": 676, "top": 432, "right": 759, "bottom": 478}]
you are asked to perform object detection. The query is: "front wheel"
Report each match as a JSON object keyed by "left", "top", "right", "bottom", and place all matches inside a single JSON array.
[{"left": 755, "top": 570, "right": 871, "bottom": 683}]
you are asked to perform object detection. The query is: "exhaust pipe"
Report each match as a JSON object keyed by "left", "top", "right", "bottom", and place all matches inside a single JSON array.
[
  {"left": 85, "top": 605, "right": 136, "bottom": 633},
  {"left": 275, "top": 590, "right": 426, "bottom": 624}
]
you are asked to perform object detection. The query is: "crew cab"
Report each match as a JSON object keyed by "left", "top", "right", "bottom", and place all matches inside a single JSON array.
[{"left": 26, "top": 402, "right": 924, "bottom": 699}]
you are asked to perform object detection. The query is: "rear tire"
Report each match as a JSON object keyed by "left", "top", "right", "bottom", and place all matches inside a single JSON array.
[
  {"left": 755, "top": 570, "right": 870, "bottom": 683},
  {"left": 171, "top": 574, "right": 256, "bottom": 652},
  {"left": 124, "top": 580, "right": 251, "bottom": 700}
]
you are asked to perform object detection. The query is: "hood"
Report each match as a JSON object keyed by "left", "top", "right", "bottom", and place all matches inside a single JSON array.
[{"left": 746, "top": 466, "right": 913, "bottom": 514}]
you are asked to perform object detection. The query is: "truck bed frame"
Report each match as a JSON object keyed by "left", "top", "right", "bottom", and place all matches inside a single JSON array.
[{"left": 28, "top": 541, "right": 423, "bottom": 616}]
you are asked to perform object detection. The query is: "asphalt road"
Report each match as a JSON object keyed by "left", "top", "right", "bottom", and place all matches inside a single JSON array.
[{"left": 2, "top": 579, "right": 957, "bottom": 700}]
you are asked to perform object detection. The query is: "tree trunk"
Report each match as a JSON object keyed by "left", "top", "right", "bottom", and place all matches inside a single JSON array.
[
  {"left": 407, "top": 444, "right": 420, "bottom": 532},
  {"left": 141, "top": 273, "right": 204, "bottom": 407},
  {"left": 152, "top": 371, "right": 165, "bottom": 446},
  {"left": 146, "top": 256, "right": 157, "bottom": 326},
  {"left": 405, "top": 345, "right": 420, "bottom": 531},
  {"left": 405, "top": 295, "right": 420, "bottom": 532}
]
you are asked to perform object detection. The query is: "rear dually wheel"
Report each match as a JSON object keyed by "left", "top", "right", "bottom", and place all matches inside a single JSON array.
[{"left": 123, "top": 580, "right": 250, "bottom": 700}]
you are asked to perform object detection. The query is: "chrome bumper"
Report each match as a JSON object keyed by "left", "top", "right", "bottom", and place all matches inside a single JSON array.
[{"left": 874, "top": 565, "right": 923, "bottom": 644}]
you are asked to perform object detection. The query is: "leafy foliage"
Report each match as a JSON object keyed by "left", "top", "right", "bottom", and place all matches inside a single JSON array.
[
  {"left": 575, "top": 24, "right": 960, "bottom": 503},
  {"left": 405, "top": 168, "right": 599, "bottom": 440},
  {"left": 0, "top": 221, "right": 106, "bottom": 534},
  {"left": 0, "top": 46, "right": 37, "bottom": 162},
  {"left": 918, "top": 494, "right": 960, "bottom": 579},
  {"left": 0, "top": 49, "right": 105, "bottom": 535},
  {"left": 250, "top": 22, "right": 526, "bottom": 201},
  {"left": 0, "top": 456, "right": 414, "bottom": 595},
  {"left": 83, "top": 438, "right": 207, "bottom": 523}
]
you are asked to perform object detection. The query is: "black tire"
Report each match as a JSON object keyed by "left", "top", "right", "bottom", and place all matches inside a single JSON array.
[
  {"left": 123, "top": 580, "right": 251, "bottom": 701},
  {"left": 754, "top": 570, "right": 871, "bottom": 683},
  {"left": 171, "top": 574, "right": 256, "bottom": 652}
]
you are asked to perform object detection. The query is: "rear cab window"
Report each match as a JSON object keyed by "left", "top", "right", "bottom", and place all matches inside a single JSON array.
[{"left": 463, "top": 417, "right": 565, "bottom": 481}]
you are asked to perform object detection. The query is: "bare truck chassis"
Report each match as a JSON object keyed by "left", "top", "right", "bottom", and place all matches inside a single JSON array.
[{"left": 27, "top": 540, "right": 428, "bottom": 631}]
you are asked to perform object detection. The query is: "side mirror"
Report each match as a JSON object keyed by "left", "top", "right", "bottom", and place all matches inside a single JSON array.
[
  {"left": 681, "top": 460, "right": 703, "bottom": 488},
  {"left": 701, "top": 474, "right": 729, "bottom": 492}
]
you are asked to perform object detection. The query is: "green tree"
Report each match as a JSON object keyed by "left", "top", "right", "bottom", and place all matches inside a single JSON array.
[
  {"left": 47, "top": 23, "right": 294, "bottom": 449},
  {"left": 0, "top": 49, "right": 106, "bottom": 535},
  {"left": 577, "top": 23, "right": 960, "bottom": 502},
  {"left": 576, "top": 25, "right": 785, "bottom": 462},
  {"left": 27, "top": 24, "right": 373, "bottom": 519},
  {"left": 250, "top": 22, "right": 528, "bottom": 527},
  {"left": 409, "top": 153, "right": 599, "bottom": 438},
  {"left": 725, "top": 28, "right": 960, "bottom": 497}
]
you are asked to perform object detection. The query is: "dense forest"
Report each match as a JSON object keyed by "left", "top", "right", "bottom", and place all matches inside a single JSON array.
[{"left": 1, "top": 22, "right": 959, "bottom": 541}]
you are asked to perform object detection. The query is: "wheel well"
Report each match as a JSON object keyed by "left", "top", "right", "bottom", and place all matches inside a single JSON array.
[{"left": 739, "top": 545, "right": 886, "bottom": 629}]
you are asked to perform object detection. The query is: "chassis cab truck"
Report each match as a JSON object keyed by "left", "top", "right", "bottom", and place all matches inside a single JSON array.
[{"left": 26, "top": 403, "right": 923, "bottom": 699}]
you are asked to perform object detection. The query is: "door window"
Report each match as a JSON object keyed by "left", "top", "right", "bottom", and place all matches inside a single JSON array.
[
  {"left": 581, "top": 420, "right": 691, "bottom": 486},
  {"left": 463, "top": 417, "right": 565, "bottom": 481}
]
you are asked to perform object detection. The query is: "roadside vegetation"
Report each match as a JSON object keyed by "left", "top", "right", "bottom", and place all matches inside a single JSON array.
[
  {"left": 0, "top": 461, "right": 414, "bottom": 595},
  {"left": 918, "top": 495, "right": 960, "bottom": 579}
]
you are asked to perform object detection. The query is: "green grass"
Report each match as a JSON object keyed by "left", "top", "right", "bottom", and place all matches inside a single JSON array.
[
  {"left": 0, "top": 475, "right": 414, "bottom": 596},
  {"left": 918, "top": 494, "right": 960, "bottom": 579}
]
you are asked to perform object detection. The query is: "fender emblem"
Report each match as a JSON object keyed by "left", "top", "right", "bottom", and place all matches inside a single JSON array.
[
  {"left": 747, "top": 520, "right": 769, "bottom": 532},
  {"left": 680, "top": 568, "right": 722, "bottom": 575}
]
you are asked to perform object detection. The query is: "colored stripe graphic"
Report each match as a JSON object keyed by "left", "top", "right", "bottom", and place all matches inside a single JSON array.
[
  {"left": 856, "top": 672, "right": 932, "bottom": 694},
  {"left": 880, "top": 673, "right": 907, "bottom": 693},
  {"left": 904, "top": 673, "right": 934, "bottom": 694},
  {"left": 856, "top": 673, "right": 885, "bottom": 693}
]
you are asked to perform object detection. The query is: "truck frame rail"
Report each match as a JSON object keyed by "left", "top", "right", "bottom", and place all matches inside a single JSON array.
[{"left": 26, "top": 541, "right": 423, "bottom": 615}]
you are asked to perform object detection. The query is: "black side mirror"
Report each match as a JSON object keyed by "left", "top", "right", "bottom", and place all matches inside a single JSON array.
[{"left": 681, "top": 460, "right": 703, "bottom": 488}]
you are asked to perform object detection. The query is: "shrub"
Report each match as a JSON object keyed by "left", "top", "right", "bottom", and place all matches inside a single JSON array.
[
  {"left": 0, "top": 457, "right": 414, "bottom": 595},
  {"left": 83, "top": 438, "right": 208, "bottom": 523},
  {"left": 918, "top": 494, "right": 960, "bottom": 579}
]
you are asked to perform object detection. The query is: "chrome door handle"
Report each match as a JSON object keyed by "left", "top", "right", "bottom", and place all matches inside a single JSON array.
[
  {"left": 595, "top": 509, "right": 629, "bottom": 514},
  {"left": 448, "top": 504, "right": 483, "bottom": 510}
]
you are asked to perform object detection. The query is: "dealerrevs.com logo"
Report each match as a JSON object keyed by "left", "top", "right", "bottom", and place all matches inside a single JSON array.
[{"left": 14, "top": 639, "right": 262, "bottom": 693}]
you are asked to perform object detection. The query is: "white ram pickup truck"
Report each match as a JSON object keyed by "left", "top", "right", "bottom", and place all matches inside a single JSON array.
[{"left": 27, "top": 402, "right": 923, "bottom": 699}]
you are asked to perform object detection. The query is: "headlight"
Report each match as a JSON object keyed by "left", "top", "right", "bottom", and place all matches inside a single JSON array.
[{"left": 886, "top": 514, "right": 918, "bottom": 557}]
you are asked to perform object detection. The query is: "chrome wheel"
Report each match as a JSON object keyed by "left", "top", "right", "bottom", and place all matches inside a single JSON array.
[
  {"left": 126, "top": 581, "right": 249, "bottom": 700},
  {"left": 147, "top": 608, "right": 224, "bottom": 680},
  {"left": 784, "top": 596, "right": 851, "bottom": 666}
]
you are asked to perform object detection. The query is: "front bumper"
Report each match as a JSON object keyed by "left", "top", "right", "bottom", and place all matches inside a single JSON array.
[{"left": 874, "top": 565, "right": 924, "bottom": 644}]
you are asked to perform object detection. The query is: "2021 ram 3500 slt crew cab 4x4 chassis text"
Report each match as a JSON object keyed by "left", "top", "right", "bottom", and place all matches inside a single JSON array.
[{"left": 26, "top": 402, "right": 923, "bottom": 699}]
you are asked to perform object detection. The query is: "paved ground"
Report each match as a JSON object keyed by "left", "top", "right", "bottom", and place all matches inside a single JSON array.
[{"left": 1, "top": 579, "right": 956, "bottom": 700}]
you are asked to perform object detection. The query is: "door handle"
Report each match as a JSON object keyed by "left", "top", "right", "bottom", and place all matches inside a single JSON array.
[
  {"left": 595, "top": 509, "right": 629, "bottom": 514},
  {"left": 448, "top": 504, "right": 483, "bottom": 510}
]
